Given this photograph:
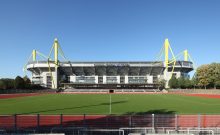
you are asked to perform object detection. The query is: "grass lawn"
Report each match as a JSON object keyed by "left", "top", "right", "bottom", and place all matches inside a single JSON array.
[{"left": 1, "top": 94, "right": 220, "bottom": 115}]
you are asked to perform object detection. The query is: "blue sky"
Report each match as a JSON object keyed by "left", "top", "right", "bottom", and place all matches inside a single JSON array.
[{"left": 0, "top": 0, "right": 220, "bottom": 78}]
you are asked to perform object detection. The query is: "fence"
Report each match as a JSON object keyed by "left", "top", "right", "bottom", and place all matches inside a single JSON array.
[
  {"left": 170, "top": 89, "right": 220, "bottom": 94},
  {"left": 1, "top": 114, "right": 220, "bottom": 134}
]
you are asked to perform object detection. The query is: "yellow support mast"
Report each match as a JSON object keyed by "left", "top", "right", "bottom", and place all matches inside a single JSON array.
[
  {"left": 163, "top": 38, "right": 176, "bottom": 78},
  {"left": 50, "top": 38, "right": 59, "bottom": 89},
  {"left": 164, "top": 39, "right": 169, "bottom": 79},
  {"left": 157, "top": 39, "right": 195, "bottom": 88},
  {"left": 47, "top": 38, "right": 67, "bottom": 89},
  {"left": 184, "top": 50, "right": 188, "bottom": 61},
  {"left": 32, "top": 50, "right": 36, "bottom": 61},
  {"left": 54, "top": 38, "right": 59, "bottom": 67},
  {"left": 183, "top": 50, "right": 196, "bottom": 69},
  {"left": 164, "top": 39, "right": 169, "bottom": 69},
  {"left": 54, "top": 38, "right": 59, "bottom": 89}
]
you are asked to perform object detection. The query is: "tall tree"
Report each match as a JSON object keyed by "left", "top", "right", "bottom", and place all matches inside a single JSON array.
[
  {"left": 209, "top": 63, "right": 220, "bottom": 89},
  {"left": 14, "top": 76, "right": 25, "bottom": 89},
  {"left": 23, "top": 76, "right": 31, "bottom": 84},
  {"left": 196, "top": 65, "right": 211, "bottom": 89},
  {"left": 0, "top": 80, "right": 6, "bottom": 90},
  {"left": 191, "top": 75, "right": 198, "bottom": 89}
]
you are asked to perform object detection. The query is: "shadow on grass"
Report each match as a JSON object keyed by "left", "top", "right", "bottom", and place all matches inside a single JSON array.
[
  {"left": 19, "top": 100, "right": 127, "bottom": 115},
  {"left": 124, "top": 109, "right": 176, "bottom": 115}
]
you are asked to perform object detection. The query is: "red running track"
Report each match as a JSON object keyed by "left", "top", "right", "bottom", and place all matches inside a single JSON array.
[
  {"left": 185, "top": 93, "right": 220, "bottom": 99},
  {"left": 1, "top": 114, "right": 220, "bottom": 129},
  {"left": 0, "top": 93, "right": 50, "bottom": 99},
  {"left": 1, "top": 92, "right": 220, "bottom": 99}
]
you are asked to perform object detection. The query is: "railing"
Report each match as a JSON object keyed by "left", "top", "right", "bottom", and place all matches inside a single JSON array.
[
  {"left": 1, "top": 114, "right": 220, "bottom": 134},
  {"left": 167, "top": 129, "right": 214, "bottom": 135},
  {"left": 168, "top": 61, "right": 193, "bottom": 68},
  {"left": 120, "top": 127, "right": 155, "bottom": 134}
]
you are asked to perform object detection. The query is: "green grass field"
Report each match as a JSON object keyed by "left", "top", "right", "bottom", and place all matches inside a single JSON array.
[{"left": 1, "top": 94, "right": 220, "bottom": 115}]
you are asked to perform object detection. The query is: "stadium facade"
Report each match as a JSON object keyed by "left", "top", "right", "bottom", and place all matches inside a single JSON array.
[{"left": 25, "top": 38, "right": 194, "bottom": 89}]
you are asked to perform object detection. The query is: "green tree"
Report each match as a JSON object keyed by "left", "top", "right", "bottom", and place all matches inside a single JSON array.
[
  {"left": 184, "top": 78, "right": 192, "bottom": 89},
  {"left": 208, "top": 63, "right": 220, "bottom": 89},
  {"left": 196, "top": 65, "right": 210, "bottom": 89},
  {"left": 5, "top": 79, "right": 14, "bottom": 89},
  {"left": 178, "top": 77, "right": 185, "bottom": 89},
  {"left": 23, "top": 76, "right": 31, "bottom": 84},
  {"left": 0, "top": 79, "right": 14, "bottom": 90},
  {"left": 195, "top": 63, "right": 220, "bottom": 89},
  {"left": 0, "top": 80, "right": 6, "bottom": 89},
  {"left": 169, "top": 76, "right": 179, "bottom": 89},
  {"left": 14, "top": 76, "right": 25, "bottom": 89},
  {"left": 23, "top": 76, "right": 31, "bottom": 88},
  {"left": 215, "top": 80, "right": 220, "bottom": 88},
  {"left": 191, "top": 75, "right": 198, "bottom": 89}
]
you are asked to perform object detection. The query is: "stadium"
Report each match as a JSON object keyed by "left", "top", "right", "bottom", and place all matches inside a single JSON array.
[
  {"left": 2, "top": 1, "right": 220, "bottom": 134},
  {"left": 3, "top": 39, "right": 220, "bottom": 135},
  {"left": 1, "top": 38, "right": 218, "bottom": 135},
  {"left": 3, "top": 38, "right": 220, "bottom": 135},
  {"left": 25, "top": 38, "right": 194, "bottom": 89}
]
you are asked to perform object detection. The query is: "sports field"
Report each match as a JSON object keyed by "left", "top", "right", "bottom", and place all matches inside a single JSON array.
[{"left": 1, "top": 93, "right": 220, "bottom": 115}]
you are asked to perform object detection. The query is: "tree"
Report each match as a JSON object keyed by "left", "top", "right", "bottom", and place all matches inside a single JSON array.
[
  {"left": 23, "top": 76, "right": 31, "bottom": 88},
  {"left": 195, "top": 63, "right": 220, "bottom": 89},
  {"left": 191, "top": 75, "right": 198, "bottom": 89},
  {"left": 169, "top": 76, "right": 179, "bottom": 89},
  {"left": 215, "top": 80, "right": 220, "bottom": 88},
  {"left": 0, "top": 80, "right": 6, "bottom": 90},
  {"left": 157, "top": 79, "right": 166, "bottom": 90},
  {"left": 0, "top": 79, "right": 14, "bottom": 90},
  {"left": 5, "top": 79, "right": 14, "bottom": 89},
  {"left": 178, "top": 77, "right": 185, "bottom": 89},
  {"left": 23, "top": 76, "right": 31, "bottom": 84},
  {"left": 184, "top": 78, "right": 192, "bottom": 89},
  {"left": 196, "top": 65, "right": 210, "bottom": 89},
  {"left": 14, "top": 76, "right": 25, "bottom": 89},
  {"left": 209, "top": 63, "right": 220, "bottom": 89}
]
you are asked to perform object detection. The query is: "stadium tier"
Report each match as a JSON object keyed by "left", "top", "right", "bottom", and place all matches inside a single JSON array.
[
  {"left": 25, "top": 39, "right": 194, "bottom": 89},
  {"left": 26, "top": 61, "right": 193, "bottom": 89}
]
